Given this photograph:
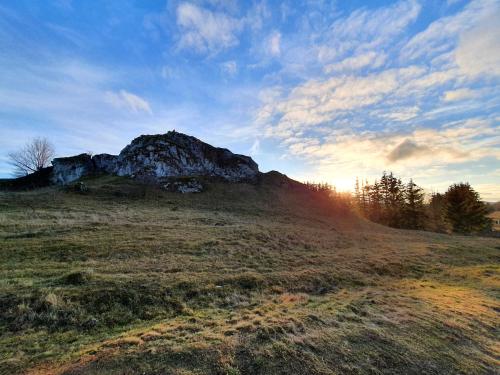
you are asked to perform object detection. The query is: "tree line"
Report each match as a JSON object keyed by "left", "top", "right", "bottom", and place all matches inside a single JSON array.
[{"left": 354, "top": 172, "right": 491, "bottom": 234}]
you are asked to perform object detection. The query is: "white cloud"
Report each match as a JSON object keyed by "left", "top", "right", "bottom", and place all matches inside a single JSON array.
[
  {"left": 267, "top": 31, "right": 281, "bottom": 57},
  {"left": 176, "top": 2, "right": 242, "bottom": 54},
  {"left": 105, "top": 90, "right": 152, "bottom": 114},
  {"left": 324, "top": 51, "right": 386, "bottom": 73},
  {"left": 455, "top": 9, "right": 500, "bottom": 77},
  {"left": 220, "top": 60, "right": 237, "bottom": 76},
  {"left": 280, "top": 118, "right": 499, "bottom": 185},
  {"left": 249, "top": 139, "right": 260, "bottom": 155},
  {"left": 380, "top": 106, "right": 420, "bottom": 122},
  {"left": 442, "top": 88, "right": 480, "bottom": 101},
  {"left": 401, "top": 0, "right": 497, "bottom": 62},
  {"left": 257, "top": 66, "right": 427, "bottom": 137},
  {"left": 318, "top": 0, "right": 420, "bottom": 64}
]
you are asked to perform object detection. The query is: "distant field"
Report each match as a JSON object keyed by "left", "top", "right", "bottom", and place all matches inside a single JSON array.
[{"left": 1, "top": 174, "right": 499, "bottom": 374}]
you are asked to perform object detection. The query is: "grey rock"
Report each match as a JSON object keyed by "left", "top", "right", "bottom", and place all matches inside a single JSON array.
[
  {"left": 113, "top": 131, "right": 259, "bottom": 182},
  {"left": 51, "top": 154, "right": 94, "bottom": 185},
  {"left": 163, "top": 179, "right": 204, "bottom": 193},
  {"left": 92, "top": 153, "right": 118, "bottom": 174},
  {"left": 51, "top": 131, "right": 259, "bottom": 187}
]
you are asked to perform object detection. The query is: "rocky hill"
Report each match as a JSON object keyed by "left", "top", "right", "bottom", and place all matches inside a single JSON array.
[{"left": 51, "top": 131, "right": 259, "bottom": 189}]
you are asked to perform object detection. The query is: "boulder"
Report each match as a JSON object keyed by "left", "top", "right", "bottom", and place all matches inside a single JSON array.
[
  {"left": 162, "top": 178, "right": 204, "bottom": 193},
  {"left": 51, "top": 154, "right": 94, "bottom": 185},
  {"left": 92, "top": 153, "right": 118, "bottom": 174}
]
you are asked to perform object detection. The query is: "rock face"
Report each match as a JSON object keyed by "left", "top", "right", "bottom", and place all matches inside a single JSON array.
[
  {"left": 92, "top": 153, "right": 118, "bottom": 174},
  {"left": 52, "top": 154, "right": 95, "bottom": 185},
  {"left": 51, "top": 131, "right": 259, "bottom": 187}
]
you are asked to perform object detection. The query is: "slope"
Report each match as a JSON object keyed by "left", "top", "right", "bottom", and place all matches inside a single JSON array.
[{"left": 0, "top": 173, "right": 499, "bottom": 374}]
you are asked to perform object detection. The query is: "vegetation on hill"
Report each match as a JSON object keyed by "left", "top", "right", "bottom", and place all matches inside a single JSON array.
[
  {"left": 355, "top": 172, "right": 492, "bottom": 234},
  {"left": 0, "top": 174, "right": 499, "bottom": 374}
]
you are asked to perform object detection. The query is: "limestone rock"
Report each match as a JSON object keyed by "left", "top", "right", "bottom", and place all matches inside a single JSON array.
[
  {"left": 92, "top": 153, "right": 118, "bottom": 174},
  {"left": 162, "top": 178, "right": 204, "bottom": 193},
  {"left": 50, "top": 131, "right": 259, "bottom": 187},
  {"left": 51, "top": 154, "right": 94, "bottom": 185},
  {"left": 113, "top": 132, "right": 259, "bottom": 182}
]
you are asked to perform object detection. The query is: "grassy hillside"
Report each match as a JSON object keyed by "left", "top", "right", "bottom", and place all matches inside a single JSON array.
[{"left": 0, "top": 174, "right": 499, "bottom": 374}]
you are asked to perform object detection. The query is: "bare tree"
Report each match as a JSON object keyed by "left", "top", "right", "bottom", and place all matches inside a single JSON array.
[{"left": 8, "top": 137, "right": 55, "bottom": 177}]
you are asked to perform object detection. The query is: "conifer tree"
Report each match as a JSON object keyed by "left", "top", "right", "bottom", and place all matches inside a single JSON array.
[
  {"left": 403, "top": 179, "right": 426, "bottom": 229},
  {"left": 444, "top": 183, "right": 491, "bottom": 234},
  {"left": 368, "top": 181, "right": 382, "bottom": 222},
  {"left": 427, "top": 193, "right": 450, "bottom": 233}
]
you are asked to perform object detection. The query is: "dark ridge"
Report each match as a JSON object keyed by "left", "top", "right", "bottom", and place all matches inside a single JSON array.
[{"left": 0, "top": 167, "right": 53, "bottom": 191}]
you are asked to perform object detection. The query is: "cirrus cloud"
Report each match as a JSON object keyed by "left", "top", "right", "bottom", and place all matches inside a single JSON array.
[{"left": 105, "top": 90, "right": 152, "bottom": 114}]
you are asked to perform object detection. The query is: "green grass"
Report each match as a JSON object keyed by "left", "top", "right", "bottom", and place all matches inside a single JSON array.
[{"left": 0, "top": 174, "right": 499, "bottom": 374}]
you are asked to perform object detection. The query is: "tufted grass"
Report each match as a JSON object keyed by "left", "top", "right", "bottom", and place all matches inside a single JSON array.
[{"left": 0, "top": 174, "right": 499, "bottom": 374}]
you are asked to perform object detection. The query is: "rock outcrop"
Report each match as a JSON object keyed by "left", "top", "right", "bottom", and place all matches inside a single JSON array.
[
  {"left": 52, "top": 154, "right": 95, "bottom": 185},
  {"left": 51, "top": 131, "right": 259, "bottom": 189}
]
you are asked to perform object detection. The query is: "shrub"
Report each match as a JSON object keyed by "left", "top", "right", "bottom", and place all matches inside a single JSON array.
[{"left": 62, "top": 270, "right": 93, "bottom": 285}]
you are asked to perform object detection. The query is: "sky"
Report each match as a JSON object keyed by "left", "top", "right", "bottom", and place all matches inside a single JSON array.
[{"left": 0, "top": 0, "right": 499, "bottom": 200}]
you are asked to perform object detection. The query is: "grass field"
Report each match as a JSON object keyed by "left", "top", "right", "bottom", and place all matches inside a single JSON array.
[{"left": 1, "top": 174, "right": 499, "bottom": 374}]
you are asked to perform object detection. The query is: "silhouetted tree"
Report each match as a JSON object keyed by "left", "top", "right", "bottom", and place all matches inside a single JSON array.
[
  {"left": 444, "top": 183, "right": 491, "bottom": 234},
  {"left": 374, "top": 172, "right": 404, "bottom": 227},
  {"left": 426, "top": 193, "right": 450, "bottom": 233},
  {"left": 355, "top": 172, "right": 426, "bottom": 230},
  {"left": 364, "top": 182, "right": 375, "bottom": 221},
  {"left": 8, "top": 137, "right": 55, "bottom": 177},
  {"left": 403, "top": 179, "right": 426, "bottom": 229}
]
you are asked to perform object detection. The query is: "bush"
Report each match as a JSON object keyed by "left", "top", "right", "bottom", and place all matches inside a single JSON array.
[{"left": 62, "top": 270, "right": 93, "bottom": 285}]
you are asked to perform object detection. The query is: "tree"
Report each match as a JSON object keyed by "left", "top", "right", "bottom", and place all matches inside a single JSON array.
[
  {"left": 444, "top": 183, "right": 491, "bottom": 234},
  {"left": 8, "top": 137, "right": 55, "bottom": 177},
  {"left": 427, "top": 193, "right": 450, "bottom": 233},
  {"left": 368, "top": 181, "right": 382, "bottom": 223},
  {"left": 354, "top": 172, "right": 427, "bottom": 230},
  {"left": 403, "top": 179, "right": 426, "bottom": 229}
]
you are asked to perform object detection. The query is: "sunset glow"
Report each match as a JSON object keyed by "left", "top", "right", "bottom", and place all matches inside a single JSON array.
[{"left": 1, "top": 0, "right": 499, "bottom": 199}]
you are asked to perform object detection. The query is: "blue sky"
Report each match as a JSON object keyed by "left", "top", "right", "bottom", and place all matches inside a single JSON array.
[{"left": 0, "top": 0, "right": 499, "bottom": 200}]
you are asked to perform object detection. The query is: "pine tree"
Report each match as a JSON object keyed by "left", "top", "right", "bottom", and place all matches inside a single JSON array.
[
  {"left": 427, "top": 193, "right": 450, "bottom": 233},
  {"left": 444, "top": 183, "right": 491, "bottom": 234},
  {"left": 354, "top": 177, "right": 361, "bottom": 208},
  {"left": 368, "top": 181, "right": 382, "bottom": 222},
  {"left": 403, "top": 179, "right": 426, "bottom": 229}
]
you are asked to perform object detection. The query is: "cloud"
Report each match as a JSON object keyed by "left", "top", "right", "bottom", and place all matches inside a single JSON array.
[
  {"left": 455, "top": 9, "right": 500, "bottom": 77},
  {"left": 220, "top": 60, "right": 237, "bottom": 76},
  {"left": 318, "top": 0, "right": 420, "bottom": 64},
  {"left": 267, "top": 31, "right": 281, "bottom": 57},
  {"left": 379, "top": 106, "right": 420, "bottom": 122},
  {"left": 387, "top": 139, "right": 430, "bottom": 162},
  {"left": 401, "top": 0, "right": 497, "bottom": 63},
  {"left": 161, "top": 65, "right": 173, "bottom": 79},
  {"left": 258, "top": 66, "right": 426, "bottom": 137},
  {"left": 324, "top": 51, "right": 386, "bottom": 73},
  {"left": 442, "top": 88, "right": 479, "bottom": 101},
  {"left": 105, "top": 90, "right": 152, "bottom": 114},
  {"left": 176, "top": 2, "right": 242, "bottom": 54},
  {"left": 249, "top": 139, "right": 260, "bottom": 155},
  {"left": 287, "top": 119, "right": 496, "bottom": 174}
]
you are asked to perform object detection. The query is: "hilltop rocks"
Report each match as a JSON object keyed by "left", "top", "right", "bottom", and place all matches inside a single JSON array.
[
  {"left": 112, "top": 132, "right": 259, "bottom": 182},
  {"left": 50, "top": 131, "right": 259, "bottom": 188},
  {"left": 52, "top": 154, "right": 94, "bottom": 185},
  {"left": 92, "top": 153, "right": 118, "bottom": 174}
]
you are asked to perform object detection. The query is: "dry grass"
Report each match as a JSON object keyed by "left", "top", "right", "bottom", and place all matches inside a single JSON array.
[{"left": 0, "top": 174, "right": 499, "bottom": 374}]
